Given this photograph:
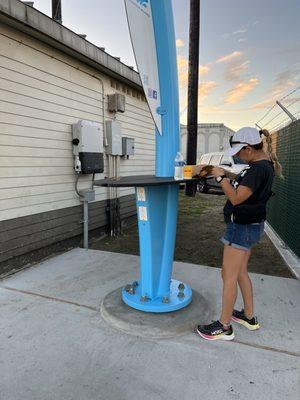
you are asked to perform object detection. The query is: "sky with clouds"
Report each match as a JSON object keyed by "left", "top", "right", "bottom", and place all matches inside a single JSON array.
[{"left": 29, "top": 0, "right": 300, "bottom": 130}]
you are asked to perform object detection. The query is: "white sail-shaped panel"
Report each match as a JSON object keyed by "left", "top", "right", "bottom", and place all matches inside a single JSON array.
[{"left": 124, "top": 0, "right": 162, "bottom": 135}]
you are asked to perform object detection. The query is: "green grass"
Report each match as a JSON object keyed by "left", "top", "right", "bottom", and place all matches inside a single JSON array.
[
  {"left": 91, "top": 191, "right": 212, "bottom": 252},
  {"left": 178, "top": 191, "right": 211, "bottom": 218}
]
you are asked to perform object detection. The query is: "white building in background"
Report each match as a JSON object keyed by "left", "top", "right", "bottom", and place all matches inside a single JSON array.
[{"left": 181, "top": 123, "right": 235, "bottom": 163}]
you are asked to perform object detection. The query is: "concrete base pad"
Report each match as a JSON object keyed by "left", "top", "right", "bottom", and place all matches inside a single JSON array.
[{"left": 101, "top": 287, "right": 211, "bottom": 338}]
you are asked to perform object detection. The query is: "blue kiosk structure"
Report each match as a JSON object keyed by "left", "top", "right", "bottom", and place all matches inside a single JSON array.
[{"left": 96, "top": 0, "right": 196, "bottom": 312}]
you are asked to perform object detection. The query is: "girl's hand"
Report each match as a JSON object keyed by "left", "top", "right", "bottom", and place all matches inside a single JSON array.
[{"left": 211, "top": 167, "right": 225, "bottom": 177}]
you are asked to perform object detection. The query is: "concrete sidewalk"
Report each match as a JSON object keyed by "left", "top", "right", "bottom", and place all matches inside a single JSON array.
[{"left": 0, "top": 249, "right": 299, "bottom": 400}]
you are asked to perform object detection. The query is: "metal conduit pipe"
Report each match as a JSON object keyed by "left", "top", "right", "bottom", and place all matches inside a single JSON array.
[
  {"left": 114, "top": 155, "right": 118, "bottom": 236},
  {"left": 110, "top": 154, "right": 115, "bottom": 236},
  {"left": 84, "top": 73, "right": 106, "bottom": 249},
  {"left": 113, "top": 155, "right": 119, "bottom": 236},
  {"left": 79, "top": 75, "right": 106, "bottom": 248},
  {"left": 116, "top": 155, "right": 122, "bottom": 235},
  {"left": 107, "top": 154, "right": 113, "bottom": 236},
  {"left": 80, "top": 76, "right": 106, "bottom": 250},
  {"left": 83, "top": 200, "right": 89, "bottom": 249}
]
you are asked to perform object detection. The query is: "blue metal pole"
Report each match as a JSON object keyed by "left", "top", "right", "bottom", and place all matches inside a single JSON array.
[
  {"left": 152, "top": 0, "right": 182, "bottom": 299},
  {"left": 152, "top": 0, "right": 180, "bottom": 177},
  {"left": 122, "top": 0, "right": 192, "bottom": 312}
]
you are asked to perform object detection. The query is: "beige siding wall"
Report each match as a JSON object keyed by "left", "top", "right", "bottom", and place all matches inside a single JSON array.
[{"left": 0, "top": 25, "right": 155, "bottom": 222}]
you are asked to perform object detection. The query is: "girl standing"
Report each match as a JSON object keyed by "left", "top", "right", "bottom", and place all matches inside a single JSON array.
[{"left": 197, "top": 127, "right": 281, "bottom": 341}]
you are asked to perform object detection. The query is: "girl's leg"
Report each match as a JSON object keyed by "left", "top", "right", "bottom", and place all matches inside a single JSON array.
[
  {"left": 219, "top": 245, "right": 248, "bottom": 325},
  {"left": 237, "top": 250, "right": 254, "bottom": 318}
]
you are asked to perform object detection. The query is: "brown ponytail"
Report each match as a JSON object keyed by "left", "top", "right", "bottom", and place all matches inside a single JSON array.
[{"left": 260, "top": 129, "right": 283, "bottom": 178}]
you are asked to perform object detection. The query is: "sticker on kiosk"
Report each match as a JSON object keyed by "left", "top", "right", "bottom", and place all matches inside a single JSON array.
[
  {"left": 137, "top": 187, "right": 146, "bottom": 202},
  {"left": 138, "top": 206, "right": 148, "bottom": 221}
]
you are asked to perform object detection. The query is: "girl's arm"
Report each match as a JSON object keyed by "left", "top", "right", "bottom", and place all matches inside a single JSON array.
[
  {"left": 223, "top": 170, "right": 237, "bottom": 180},
  {"left": 211, "top": 167, "right": 253, "bottom": 206}
]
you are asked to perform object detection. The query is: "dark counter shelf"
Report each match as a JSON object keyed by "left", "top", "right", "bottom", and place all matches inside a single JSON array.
[{"left": 93, "top": 175, "right": 200, "bottom": 188}]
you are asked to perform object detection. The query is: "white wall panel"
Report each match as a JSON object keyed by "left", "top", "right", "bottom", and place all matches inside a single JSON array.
[{"left": 0, "top": 25, "right": 155, "bottom": 221}]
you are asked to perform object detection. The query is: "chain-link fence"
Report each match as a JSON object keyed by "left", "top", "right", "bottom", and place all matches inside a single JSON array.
[
  {"left": 255, "top": 87, "right": 300, "bottom": 258},
  {"left": 266, "top": 120, "right": 300, "bottom": 258}
]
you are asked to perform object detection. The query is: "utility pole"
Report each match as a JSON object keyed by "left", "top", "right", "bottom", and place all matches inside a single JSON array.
[
  {"left": 52, "top": 0, "right": 62, "bottom": 24},
  {"left": 185, "top": 0, "right": 200, "bottom": 197}
]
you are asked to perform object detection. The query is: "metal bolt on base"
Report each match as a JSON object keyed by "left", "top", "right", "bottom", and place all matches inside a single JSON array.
[
  {"left": 124, "top": 284, "right": 131, "bottom": 292},
  {"left": 122, "top": 279, "right": 192, "bottom": 312},
  {"left": 178, "top": 283, "right": 185, "bottom": 291},
  {"left": 125, "top": 284, "right": 135, "bottom": 295}
]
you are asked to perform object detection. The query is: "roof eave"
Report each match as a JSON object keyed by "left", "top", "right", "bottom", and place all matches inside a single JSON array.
[{"left": 0, "top": 0, "right": 142, "bottom": 91}]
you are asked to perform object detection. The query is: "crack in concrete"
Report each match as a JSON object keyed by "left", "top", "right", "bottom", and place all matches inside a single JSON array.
[
  {"left": 1, "top": 286, "right": 98, "bottom": 312},
  {"left": 230, "top": 339, "right": 300, "bottom": 358},
  {"left": 1, "top": 285, "right": 299, "bottom": 358}
]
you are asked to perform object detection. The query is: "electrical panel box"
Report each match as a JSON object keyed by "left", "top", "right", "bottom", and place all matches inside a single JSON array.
[
  {"left": 108, "top": 93, "right": 126, "bottom": 113},
  {"left": 72, "top": 120, "right": 104, "bottom": 174},
  {"left": 105, "top": 120, "right": 123, "bottom": 155},
  {"left": 122, "top": 137, "right": 135, "bottom": 156}
]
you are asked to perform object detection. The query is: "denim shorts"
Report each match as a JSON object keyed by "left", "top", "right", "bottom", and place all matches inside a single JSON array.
[{"left": 221, "top": 221, "right": 265, "bottom": 251}]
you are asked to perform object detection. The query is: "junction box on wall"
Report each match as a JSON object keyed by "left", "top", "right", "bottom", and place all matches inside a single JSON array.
[
  {"left": 105, "top": 120, "right": 123, "bottom": 155},
  {"left": 72, "top": 120, "right": 104, "bottom": 174},
  {"left": 107, "top": 93, "right": 126, "bottom": 113},
  {"left": 122, "top": 137, "right": 135, "bottom": 157}
]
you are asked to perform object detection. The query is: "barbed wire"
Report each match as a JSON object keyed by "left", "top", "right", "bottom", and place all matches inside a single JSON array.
[
  {"left": 255, "top": 86, "right": 300, "bottom": 130},
  {"left": 286, "top": 98, "right": 300, "bottom": 108},
  {"left": 279, "top": 86, "right": 300, "bottom": 102},
  {"left": 269, "top": 110, "right": 300, "bottom": 132},
  {"left": 263, "top": 110, "right": 283, "bottom": 128},
  {"left": 256, "top": 103, "right": 276, "bottom": 125},
  {"left": 264, "top": 98, "right": 300, "bottom": 126}
]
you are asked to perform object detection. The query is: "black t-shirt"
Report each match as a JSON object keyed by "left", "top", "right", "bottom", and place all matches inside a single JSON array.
[{"left": 223, "top": 160, "right": 275, "bottom": 223}]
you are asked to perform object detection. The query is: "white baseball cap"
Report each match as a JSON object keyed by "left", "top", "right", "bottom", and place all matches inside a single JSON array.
[{"left": 225, "top": 127, "right": 262, "bottom": 156}]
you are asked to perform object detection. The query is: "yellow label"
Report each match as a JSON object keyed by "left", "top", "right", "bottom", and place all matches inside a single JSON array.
[{"left": 183, "top": 165, "right": 194, "bottom": 179}]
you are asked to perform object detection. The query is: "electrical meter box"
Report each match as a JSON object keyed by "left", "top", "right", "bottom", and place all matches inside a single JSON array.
[
  {"left": 122, "top": 137, "right": 135, "bottom": 156},
  {"left": 105, "top": 120, "right": 123, "bottom": 155},
  {"left": 108, "top": 93, "right": 126, "bottom": 113},
  {"left": 72, "top": 120, "right": 104, "bottom": 174}
]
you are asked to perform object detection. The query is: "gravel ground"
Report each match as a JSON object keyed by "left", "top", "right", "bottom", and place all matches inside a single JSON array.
[{"left": 91, "top": 191, "right": 294, "bottom": 278}]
